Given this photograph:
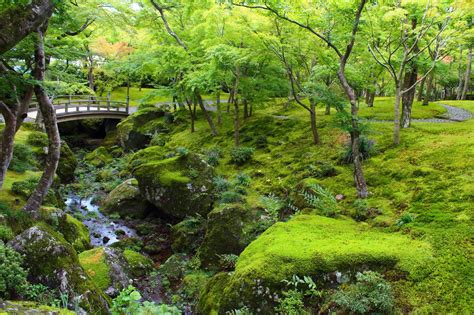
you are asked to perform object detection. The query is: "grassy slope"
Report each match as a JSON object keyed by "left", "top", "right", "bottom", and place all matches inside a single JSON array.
[{"left": 162, "top": 98, "right": 473, "bottom": 312}]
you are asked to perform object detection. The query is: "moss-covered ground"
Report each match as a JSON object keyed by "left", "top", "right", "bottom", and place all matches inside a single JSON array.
[
  {"left": 156, "top": 98, "right": 473, "bottom": 313},
  {"left": 78, "top": 247, "right": 111, "bottom": 291}
]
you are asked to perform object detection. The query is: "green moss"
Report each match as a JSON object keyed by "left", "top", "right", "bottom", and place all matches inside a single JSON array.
[
  {"left": 57, "top": 141, "right": 77, "bottom": 183},
  {"left": 102, "top": 179, "right": 150, "bottom": 219},
  {"left": 197, "top": 272, "right": 231, "bottom": 314},
  {"left": 158, "top": 169, "right": 190, "bottom": 186},
  {"left": 78, "top": 247, "right": 111, "bottom": 291},
  {"left": 216, "top": 215, "right": 432, "bottom": 311},
  {"left": 123, "top": 249, "right": 154, "bottom": 277},
  {"left": 1, "top": 301, "right": 75, "bottom": 314},
  {"left": 84, "top": 147, "right": 113, "bottom": 168},
  {"left": 63, "top": 214, "right": 91, "bottom": 252}
]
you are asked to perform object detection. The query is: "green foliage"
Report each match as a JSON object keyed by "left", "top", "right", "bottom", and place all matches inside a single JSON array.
[
  {"left": 0, "top": 241, "right": 28, "bottom": 299},
  {"left": 230, "top": 147, "right": 255, "bottom": 165},
  {"left": 205, "top": 147, "right": 222, "bottom": 166},
  {"left": 330, "top": 271, "right": 394, "bottom": 314},
  {"left": 26, "top": 131, "right": 48, "bottom": 147},
  {"left": 260, "top": 193, "right": 284, "bottom": 222},
  {"left": 300, "top": 184, "right": 340, "bottom": 217},
  {"left": 219, "top": 191, "right": 243, "bottom": 204},
  {"left": 213, "top": 176, "right": 230, "bottom": 193},
  {"left": 396, "top": 213, "right": 415, "bottom": 227},
  {"left": 111, "top": 285, "right": 142, "bottom": 315},
  {"left": 9, "top": 143, "right": 35, "bottom": 173},
  {"left": 0, "top": 224, "right": 13, "bottom": 241},
  {"left": 276, "top": 275, "right": 322, "bottom": 314}
]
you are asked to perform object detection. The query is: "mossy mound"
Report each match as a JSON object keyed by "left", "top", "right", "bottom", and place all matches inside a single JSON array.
[
  {"left": 214, "top": 215, "right": 432, "bottom": 312},
  {"left": 197, "top": 272, "right": 231, "bottom": 315},
  {"left": 171, "top": 216, "right": 206, "bottom": 253},
  {"left": 117, "top": 107, "right": 169, "bottom": 151},
  {"left": 123, "top": 249, "right": 154, "bottom": 278},
  {"left": 57, "top": 141, "right": 77, "bottom": 183},
  {"left": 131, "top": 148, "right": 216, "bottom": 219},
  {"left": 0, "top": 301, "right": 75, "bottom": 314},
  {"left": 102, "top": 178, "right": 151, "bottom": 219},
  {"left": 79, "top": 247, "right": 153, "bottom": 297},
  {"left": 59, "top": 214, "right": 91, "bottom": 253},
  {"left": 8, "top": 225, "right": 109, "bottom": 313},
  {"left": 84, "top": 146, "right": 113, "bottom": 168},
  {"left": 198, "top": 204, "right": 253, "bottom": 269}
]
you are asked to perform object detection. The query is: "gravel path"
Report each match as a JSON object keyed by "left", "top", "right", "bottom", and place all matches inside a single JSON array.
[{"left": 367, "top": 104, "right": 473, "bottom": 124}]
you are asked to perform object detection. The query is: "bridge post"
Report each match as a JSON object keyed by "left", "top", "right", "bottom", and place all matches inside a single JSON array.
[
  {"left": 107, "top": 92, "right": 111, "bottom": 111},
  {"left": 126, "top": 96, "right": 130, "bottom": 114}
]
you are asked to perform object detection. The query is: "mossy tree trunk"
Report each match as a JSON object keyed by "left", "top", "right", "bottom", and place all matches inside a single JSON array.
[
  {"left": 216, "top": 91, "right": 222, "bottom": 125},
  {"left": 401, "top": 66, "right": 418, "bottom": 128},
  {"left": 234, "top": 98, "right": 240, "bottom": 146},
  {"left": 23, "top": 26, "right": 61, "bottom": 216},
  {"left": 195, "top": 91, "right": 218, "bottom": 136},
  {"left": 460, "top": 46, "right": 472, "bottom": 100},
  {"left": 422, "top": 72, "right": 434, "bottom": 105},
  {"left": 309, "top": 99, "right": 320, "bottom": 145}
]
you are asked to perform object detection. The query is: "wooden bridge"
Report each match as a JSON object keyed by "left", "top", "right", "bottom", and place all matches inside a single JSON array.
[{"left": 27, "top": 95, "right": 132, "bottom": 123}]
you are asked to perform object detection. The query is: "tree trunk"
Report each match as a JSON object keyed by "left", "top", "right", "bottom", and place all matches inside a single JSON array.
[
  {"left": 456, "top": 47, "right": 464, "bottom": 100},
  {"left": 309, "top": 100, "right": 320, "bottom": 145},
  {"left": 423, "top": 72, "right": 434, "bottom": 105},
  {"left": 23, "top": 27, "right": 61, "bottom": 216},
  {"left": 0, "top": 0, "right": 54, "bottom": 54},
  {"left": 401, "top": 66, "right": 417, "bottom": 128},
  {"left": 325, "top": 104, "right": 331, "bottom": 114},
  {"left": 337, "top": 69, "right": 368, "bottom": 198},
  {"left": 249, "top": 102, "right": 253, "bottom": 117},
  {"left": 243, "top": 98, "right": 249, "bottom": 119},
  {"left": 461, "top": 47, "right": 472, "bottom": 100},
  {"left": 0, "top": 103, "right": 16, "bottom": 189},
  {"left": 233, "top": 98, "right": 240, "bottom": 146},
  {"left": 394, "top": 85, "right": 402, "bottom": 144},
  {"left": 216, "top": 92, "right": 222, "bottom": 125},
  {"left": 195, "top": 91, "right": 218, "bottom": 136},
  {"left": 417, "top": 76, "right": 426, "bottom": 101}
]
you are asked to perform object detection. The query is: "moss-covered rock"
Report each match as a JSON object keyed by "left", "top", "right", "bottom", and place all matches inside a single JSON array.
[
  {"left": 102, "top": 178, "right": 151, "bottom": 219},
  {"left": 197, "top": 204, "right": 253, "bottom": 269},
  {"left": 197, "top": 272, "right": 231, "bottom": 314},
  {"left": 117, "top": 107, "right": 169, "bottom": 151},
  {"left": 79, "top": 247, "right": 153, "bottom": 297},
  {"left": 214, "top": 215, "right": 433, "bottom": 312},
  {"left": 123, "top": 249, "right": 154, "bottom": 278},
  {"left": 131, "top": 148, "right": 216, "bottom": 219},
  {"left": 84, "top": 146, "right": 113, "bottom": 168},
  {"left": 171, "top": 216, "right": 206, "bottom": 253},
  {"left": 57, "top": 141, "right": 77, "bottom": 183},
  {"left": 60, "top": 214, "right": 91, "bottom": 253},
  {"left": 0, "top": 301, "right": 75, "bottom": 314},
  {"left": 8, "top": 225, "right": 109, "bottom": 313}
]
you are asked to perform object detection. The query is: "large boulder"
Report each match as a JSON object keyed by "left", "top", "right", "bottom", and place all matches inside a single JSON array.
[
  {"left": 102, "top": 178, "right": 152, "bottom": 219},
  {"left": 79, "top": 247, "right": 153, "bottom": 297},
  {"left": 130, "top": 147, "right": 216, "bottom": 219},
  {"left": 8, "top": 225, "right": 109, "bottom": 313},
  {"left": 203, "top": 215, "right": 433, "bottom": 313},
  {"left": 171, "top": 216, "right": 206, "bottom": 254},
  {"left": 57, "top": 141, "right": 77, "bottom": 183},
  {"left": 197, "top": 204, "right": 253, "bottom": 269},
  {"left": 117, "top": 107, "right": 169, "bottom": 151},
  {"left": 84, "top": 146, "right": 112, "bottom": 168}
]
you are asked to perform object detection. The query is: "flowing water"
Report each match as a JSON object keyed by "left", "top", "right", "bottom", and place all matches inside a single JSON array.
[{"left": 65, "top": 195, "right": 137, "bottom": 247}]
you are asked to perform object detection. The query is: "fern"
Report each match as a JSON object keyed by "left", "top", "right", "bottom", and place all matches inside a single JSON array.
[{"left": 300, "top": 183, "right": 339, "bottom": 217}]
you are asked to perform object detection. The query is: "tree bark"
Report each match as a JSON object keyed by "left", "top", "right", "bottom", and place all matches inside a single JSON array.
[
  {"left": 216, "top": 92, "right": 222, "bottom": 125},
  {"left": 233, "top": 98, "right": 240, "bottom": 146},
  {"left": 243, "top": 98, "right": 249, "bottom": 119},
  {"left": 394, "top": 85, "right": 402, "bottom": 144},
  {"left": 0, "top": 102, "right": 16, "bottom": 189},
  {"left": 456, "top": 47, "right": 464, "bottom": 100},
  {"left": 23, "top": 26, "right": 61, "bottom": 216},
  {"left": 0, "top": 0, "right": 54, "bottom": 54},
  {"left": 195, "top": 91, "right": 218, "bottom": 136},
  {"left": 423, "top": 72, "right": 434, "bottom": 105},
  {"left": 461, "top": 47, "right": 472, "bottom": 100},
  {"left": 401, "top": 66, "right": 417, "bottom": 128},
  {"left": 417, "top": 76, "right": 426, "bottom": 101}
]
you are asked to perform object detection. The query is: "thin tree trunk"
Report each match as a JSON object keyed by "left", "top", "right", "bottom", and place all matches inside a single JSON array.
[
  {"left": 417, "top": 76, "right": 426, "bottom": 101},
  {"left": 423, "top": 72, "right": 434, "bottom": 105},
  {"left": 394, "top": 85, "right": 402, "bottom": 144},
  {"left": 401, "top": 67, "right": 417, "bottom": 128},
  {"left": 195, "top": 91, "right": 218, "bottom": 136},
  {"left": 233, "top": 98, "right": 240, "bottom": 146},
  {"left": 0, "top": 103, "right": 16, "bottom": 189},
  {"left": 249, "top": 102, "right": 253, "bottom": 117},
  {"left": 325, "top": 104, "right": 331, "bottom": 115},
  {"left": 461, "top": 47, "right": 472, "bottom": 100},
  {"left": 309, "top": 100, "right": 320, "bottom": 145},
  {"left": 456, "top": 47, "right": 464, "bottom": 100},
  {"left": 216, "top": 92, "right": 222, "bottom": 125},
  {"left": 23, "top": 27, "right": 61, "bottom": 216},
  {"left": 243, "top": 98, "right": 249, "bottom": 119}
]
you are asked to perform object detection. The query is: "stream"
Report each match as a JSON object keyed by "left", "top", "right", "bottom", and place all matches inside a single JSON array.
[{"left": 65, "top": 195, "right": 137, "bottom": 247}]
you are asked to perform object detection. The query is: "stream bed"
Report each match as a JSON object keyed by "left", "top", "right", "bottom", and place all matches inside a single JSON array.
[{"left": 65, "top": 195, "right": 137, "bottom": 247}]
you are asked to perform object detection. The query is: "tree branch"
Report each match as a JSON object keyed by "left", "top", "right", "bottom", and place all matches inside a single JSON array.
[{"left": 150, "top": 0, "right": 188, "bottom": 51}]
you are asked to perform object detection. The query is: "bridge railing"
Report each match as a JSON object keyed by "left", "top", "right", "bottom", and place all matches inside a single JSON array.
[{"left": 29, "top": 94, "right": 130, "bottom": 115}]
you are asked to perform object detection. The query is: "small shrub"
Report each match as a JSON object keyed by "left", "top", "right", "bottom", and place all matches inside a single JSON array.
[
  {"left": 255, "top": 135, "right": 268, "bottom": 148},
  {"left": 217, "top": 254, "right": 239, "bottom": 271},
  {"left": 396, "top": 213, "right": 415, "bottom": 227},
  {"left": 276, "top": 275, "right": 322, "bottom": 314},
  {"left": 230, "top": 146, "right": 255, "bottom": 165},
  {"left": 175, "top": 147, "right": 189, "bottom": 156},
  {"left": 0, "top": 241, "right": 29, "bottom": 299},
  {"left": 234, "top": 173, "right": 251, "bottom": 187},
  {"left": 26, "top": 131, "right": 48, "bottom": 147},
  {"left": 219, "top": 191, "right": 243, "bottom": 204},
  {"left": 342, "top": 135, "right": 377, "bottom": 164},
  {"left": 260, "top": 193, "right": 284, "bottom": 222},
  {"left": 150, "top": 133, "right": 169, "bottom": 146},
  {"left": 205, "top": 147, "right": 222, "bottom": 166},
  {"left": 11, "top": 176, "right": 39, "bottom": 198},
  {"left": 331, "top": 271, "right": 394, "bottom": 314},
  {"left": 9, "top": 144, "right": 35, "bottom": 173},
  {"left": 0, "top": 225, "right": 13, "bottom": 241},
  {"left": 110, "top": 285, "right": 142, "bottom": 315},
  {"left": 306, "top": 163, "right": 338, "bottom": 178},
  {"left": 300, "top": 184, "right": 340, "bottom": 217}
]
